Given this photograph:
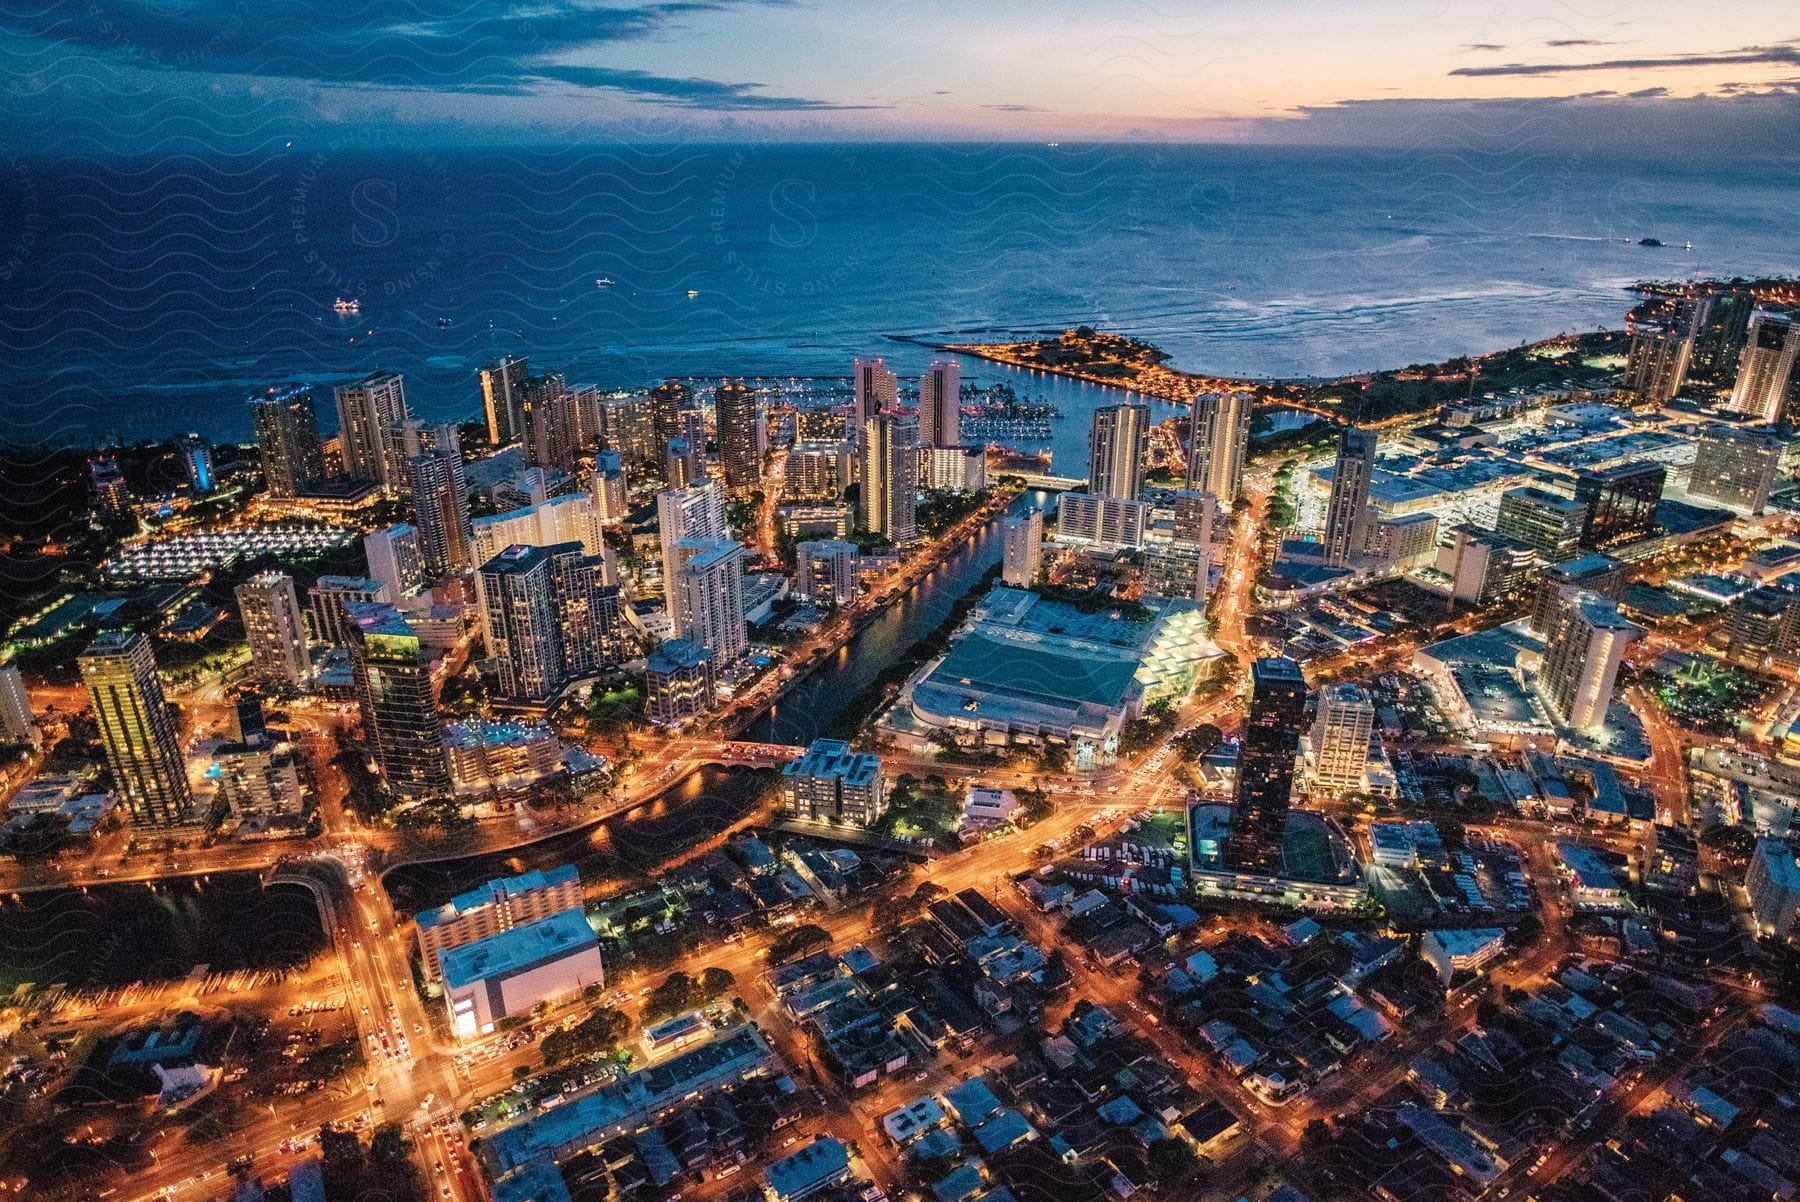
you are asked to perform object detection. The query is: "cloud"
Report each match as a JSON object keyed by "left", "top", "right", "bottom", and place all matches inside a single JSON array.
[
  {"left": 1463, "top": 43, "right": 1506, "bottom": 52},
  {"left": 0, "top": 0, "right": 867, "bottom": 110},
  {"left": 1450, "top": 44, "right": 1800, "bottom": 77},
  {"left": 982, "top": 103, "right": 1046, "bottom": 112},
  {"left": 533, "top": 64, "right": 883, "bottom": 110},
  {"left": 1544, "top": 38, "right": 1612, "bottom": 48}
]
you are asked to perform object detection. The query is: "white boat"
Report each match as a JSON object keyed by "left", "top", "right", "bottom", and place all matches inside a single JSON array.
[
  {"left": 595, "top": 277, "right": 614, "bottom": 287},
  {"left": 333, "top": 297, "right": 360, "bottom": 315},
  {"left": 687, "top": 289, "right": 699, "bottom": 298}
]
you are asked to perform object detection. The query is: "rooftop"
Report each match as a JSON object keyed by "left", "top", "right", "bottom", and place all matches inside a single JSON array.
[
  {"left": 438, "top": 907, "right": 596, "bottom": 990},
  {"left": 419, "top": 865, "right": 580, "bottom": 931}
]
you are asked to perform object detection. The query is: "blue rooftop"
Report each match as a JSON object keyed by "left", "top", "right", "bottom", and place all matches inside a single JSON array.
[
  {"left": 438, "top": 907, "right": 595, "bottom": 991},
  {"left": 764, "top": 1137, "right": 850, "bottom": 1200},
  {"left": 419, "top": 865, "right": 580, "bottom": 931}
]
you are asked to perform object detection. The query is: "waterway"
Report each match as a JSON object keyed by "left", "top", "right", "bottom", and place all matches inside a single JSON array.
[
  {"left": 381, "top": 764, "right": 773, "bottom": 914},
  {"left": 741, "top": 491, "right": 1047, "bottom": 748}
]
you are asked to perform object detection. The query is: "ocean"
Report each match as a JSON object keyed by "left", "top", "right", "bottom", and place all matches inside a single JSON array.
[{"left": 1, "top": 142, "right": 1793, "bottom": 449}]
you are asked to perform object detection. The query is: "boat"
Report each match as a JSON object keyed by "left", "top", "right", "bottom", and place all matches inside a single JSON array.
[
  {"left": 1684, "top": 241, "right": 1693, "bottom": 251},
  {"left": 595, "top": 277, "right": 614, "bottom": 287},
  {"left": 437, "top": 316, "right": 451, "bottom": 328},
  {"left": 333, "top": 297, "right": 360, "bottom": 315},
  {"left": 687, "top": 289, "right": 699, "bottom": 298},
  {"left": 1639, "top": 237, "right": 1663, "bottom": 247}
]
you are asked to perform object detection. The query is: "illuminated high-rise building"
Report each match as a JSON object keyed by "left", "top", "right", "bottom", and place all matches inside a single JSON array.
[
  {"left": 333, "top": 370, "right": 409, "bottom": 491},
  {"left": 860, "top": 409, "right": 919, "bottom": 545},
  {"left": 1322, "top": 426, "right": 1378, "bottom": 568},
  {"left": 673, "top": 538, "right": 748, "bottom": 663},
  {"left": 79, "top": 632, "right": 193, "bottom": 828},
  {"left": 657, "top": 478, "right": 728, "bottom": 618},
  {"left": 1688, "top": 422, "right": 1785, "bottom": 515},
  {"left": 346, "top": 603, "right": 450, "bottom": 800},
  {"left": 520, "top": 370, "right": 578, "bottom": 472},
  {"left": 1087, "top": 402, "right": 1150, "bottom": 501},
  {"left": 1574, "top": 462, "right": 1663, "bottom": 550},
  {"left": 1496, "top": 487, "right": 1586, "bottom": 564},
  {"left": 715, "top": 380, "right": 762, "bottom": 491},
  {"left": 477, "top": 542, "right": 619, "bottom": 704},
  {"left": 0, "top": 663, "right": 41, "bottom": 748},
  {"left": 1730, "top": 308, "right": 1799, "bottom": 422},
  {"left": 795, "top": 539, "right": 859, "bottom": 606},
  {"left": 918, "top": 360, "right": 961, "bottom": 447},
  {"left": 1540, "top": 591, "right": 1642, "bottom": 733},
  {"left": 1228, "top": 657, "right": 1307, "bottom": 875},
  {"left": 648, "top": 379, "right": 697, "bottom": 465},
  {"left": 1187, "top": 392, "right": 1251, "bottom": 503},
  {"left": 365, "top": 523, "right": 426, "bottom": 602},
  {"left": 250, "top": 385, "right": 326, "bottom": 498},
  {"left": 236, "top": 572, "right": 311, "bottom": 692},
  {"left": 853, "top": 357, "right": 898, "bottom": 430},
  {"left": 178, "top": 433, "right": 213, "bottom": 493},
  {"left": 1311, "top": 682, "right": 1374, "bottom": 791},
  {"left": 1001, "top": 509, "right": 1043, "bottom": 587},
  {"left": 590, "top": 450, "right": 629, "bottom": 525},
  {"left": 409, "top": 437, "right": 473, "bottom": 579},
  {"left": 481, "top": 354, "right": 530, "bottom": 447}
]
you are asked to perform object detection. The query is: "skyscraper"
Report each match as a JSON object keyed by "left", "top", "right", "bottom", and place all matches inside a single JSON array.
[
  {"left": 649, "top": 379, "right": 697, "bottom": 465},
  {"left": 481, "top": 355, "right": 530, "bottom": 447},
  {"left": 178, "top": 433, "right": 213, "bottom": 493},
  {"left": 478, "top": 545, "right": 567, "bottom": 703},
  {"left": 79, "top": 632, "right": 193, "bottom": 828},
  {"left": 1187, "top": 392, "right": 1251, "bottom": 503},
  {"left": 853, "top": 357, "right": 898, "bottom": 429},
  {"left": 1688, "top": 423, "right": 1785, "bottom": 515},
  {"left": 0, "top": 663, "right": 40, "bottom": 748},
  {"left": 590, "top": 450, "right": 629, "bottom": 525},
  {"left": 645, "top": 639, "right": 716, "bottom": 725},
  {"left": 250, "top": 385, "right": 326, "bottom": 498},
  {"left": 715, "top": 380, "right": 762, "bottom": 491},
  {"left": 1496, "top": 487, "right": 1587, "bottom": 564},
  {"left": 1322, "top": 426, "right": 1378, "bottom": 568},
  {"left": 88, "top": 454, "right": 129, "bottom": 515},
  {"left": 1087, "top": 402, "right": 1150, "bottom": 501},
  {"left": 1622, "top": 304, "right": 1701, "bottom": 405},
  {"left": 859, "top": 410, "right": 919, "bottom": 545},
  {"left": 1311, "top": 682, "right": 1375, "bottom": 791},
  {"left": 236, "top": 572, "right": 311, "bottom": 693},
  {"left": 520, "top": 370, "right": 578, "bottom": 473},
  {"left": 674, "top": 538, "right": 748, "bottom": 663},
  {"left": 1730, "top": 309, "right": 1799, "bottom": 422},
  {"left": 1228, "top": 657, "right": 1308, "bottom": 875},
  {"left": 1001, "top": 509, "right": 1043, "bottom": 587},
  {"left": 1540, "top": 591, "right": 1642, "bottom": 732},
  {"left": 657, "top": 478, "right": 728, "bottom": 618},
  {"left": 347, "top": 603, "right": 451, "bottom": 800},
  {"left": 1172, "top": 490, "right": 1218, "bottom": 549},
  {"left": 476, "top": 543, "right": 619, "bottom": 703},
  {"left": 795, "top": 539, "right": 859, "bottom": 605},
  {"left": 918, "top": 359, "right": 961, "bottom": 447},
  {"left": 365, "top": 523, "right": 426, "bottom": 601},
  {"left": 333, "top": 370, "right": 409, "bottom": 490},
  {"left": 409, "top": 438, "right": 473, "bottom": 579},
  {"left": 1574, "top": 462, "right": 1664, "bottom": 550},
  {"left": 1530, "top": 553, "right": 1629, "bottom": 639}
]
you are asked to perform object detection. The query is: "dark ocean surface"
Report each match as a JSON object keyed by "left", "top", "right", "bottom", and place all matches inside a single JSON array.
[{"left": 1, "top": 142, "right": 1793, "bottom": 447}]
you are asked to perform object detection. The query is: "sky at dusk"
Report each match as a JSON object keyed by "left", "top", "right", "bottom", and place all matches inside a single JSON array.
[{"left": 2, "top": 0, "right": 1797, "bottom": 152}]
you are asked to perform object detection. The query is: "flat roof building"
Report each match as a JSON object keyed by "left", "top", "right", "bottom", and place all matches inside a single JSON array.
[
  {"left": 440, "top": 906, "right": 601, "bottom": 1039},
  {"left": 417, "top": 865, "right": 583, "bottom": 985}
]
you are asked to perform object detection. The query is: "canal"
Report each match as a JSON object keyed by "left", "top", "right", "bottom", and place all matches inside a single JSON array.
[
  {"left": 384, "top": 491, "right": 1045, "bottom": 913},
  {"left": 740, "top": 490, "right": 1045, "bottom": 747}
]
